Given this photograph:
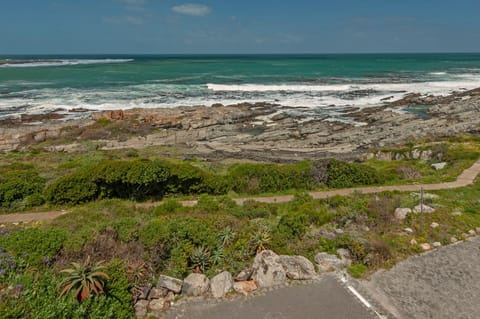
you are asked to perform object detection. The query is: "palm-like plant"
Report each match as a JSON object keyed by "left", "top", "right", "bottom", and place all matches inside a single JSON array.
[
  {"left": 211, "top": 246, "right": 225, "bottom": 266},
  {"left": 189, "top": 246, "right": 211, "bottom": 273},
  {"left": 218, "top": 227, "right": 236, "bottom": 247},
  {"left": 250, "top": 230, "right": 271, "bottom": 254},
  {"left": 59, "top": 256, "right": 110, "bottom": 302}
]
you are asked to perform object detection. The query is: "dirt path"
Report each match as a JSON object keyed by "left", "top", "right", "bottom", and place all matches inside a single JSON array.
[{"left": 2, "top": 160, "right": 480, "bottom": 224}]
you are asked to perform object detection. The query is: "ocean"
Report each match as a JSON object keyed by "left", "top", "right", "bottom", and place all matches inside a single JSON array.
[{"left": 1, "top": 53, "right": 480, "bottom": 121}]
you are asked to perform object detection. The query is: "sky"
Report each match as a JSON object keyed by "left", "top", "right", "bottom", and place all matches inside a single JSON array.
[{"left": 1, "top": 0, "right": 480, "bottom": 54}]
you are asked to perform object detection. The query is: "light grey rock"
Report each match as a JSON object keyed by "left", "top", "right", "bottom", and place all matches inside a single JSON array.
[
  {"left": 314, "top": 252, "right": 343, "bottom": 273},
  {"left": 336, "top": 248, "right": 352, "bottom": 267},
  {"left": 431, "top": 162, "right": 447, "bottom": 170},
  {"left": 468, "top": 229, "right": 476, "bottom": 236},
  {"left": 413, "top": 204, "right": 435, "bottom": 213},
  {"left": 134, "top": 300, "right": 149, "bottom": 318},
  {"left": 182, "top": 273, "right": 210, "bottom": 296},
  {"left": 420, "top": 243, "right": 432, "bottom": 251},
  {"left": 252, "top": 250, "right": 287, "bottom": 288},
  {"left": 431, "top": 222, "right": 440, "bottom": 229},
  {"left": 404, "top": 227, "right": 414, "bottom": 233},
  {"left": 410, "top": 239, "right": 418, "bottom": 245},
  {"left": 210, "top": 271, "right": 233, "bottom": 298},
  {"left": 452, "top": 211, "right": 463, "bottom": 216},
  {"left": 148, "top": 287, "right": 167, "bottom": 300},
  {"left": 157, "top": 275, "right": 183, "bottom": 294},
  {"left": 233, "top": 280, "right": 257, "bottom": 295},
  {"left": 433, "top": 242, "right": 442, "bottom": 248},
  {"left": 420, "top": 150, "right": 433, "bottom": 161},
  {"left": 451, "top": 237, "right": 458, "bottom": 243},
  {"left": 278, "top": 255, "right": 316, "bottom": 280},
  {"left": 148, "top": 298, "right": 165, "bottom": 316},
  {"left": 395, "top": 208, "right": 412, "bottom": 220},
  {"left": 411, "top": 149, "right": 422, "bottom": 159},
  {"left": 234, "top": 268, "right": 253, "bottom": 281},
  {"left": 411, "top": 192, "right": 439, "bottom": 200}
]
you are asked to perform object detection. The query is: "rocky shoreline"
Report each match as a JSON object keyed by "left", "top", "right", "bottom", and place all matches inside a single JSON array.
[{"left": 1, "top": 88, "right": 480, "bottom": 161}]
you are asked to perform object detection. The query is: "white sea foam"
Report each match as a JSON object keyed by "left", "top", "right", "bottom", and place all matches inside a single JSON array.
[
  {"left": 0, "top": 59, "right": 134, "bottom": 68},
  {"left": 2, "top": 71, "right": 480, "bottom": 121}
]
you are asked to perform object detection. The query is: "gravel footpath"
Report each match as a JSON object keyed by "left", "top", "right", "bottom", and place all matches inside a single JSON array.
[{"left": 360, "top": 236, "right": 480, "bottom": 319}]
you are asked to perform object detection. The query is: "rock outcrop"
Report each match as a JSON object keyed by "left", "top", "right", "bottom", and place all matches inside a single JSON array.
[
  {"left": 182, "top": 273, "right": 210, "bottom": 297},
  {"left": 209, "top": 271, "right": 233, "bottom": 298},
  {"left": 251, "top": 250, "right": 287, "bottom": 288},
  {"left": 157, "top": 275, "right": 183, "bottom": 294},
  {"left": 278, "top": 255, "right": 316, "bottom": 280},
  {"left": 315, "top": 252, "right": 344, "bottom": 273}
]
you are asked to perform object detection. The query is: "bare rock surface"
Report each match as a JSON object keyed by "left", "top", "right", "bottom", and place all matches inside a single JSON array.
[
  {"left": 394, "top": 208, "right": 412, "bottom": 220},
  {"left": 360, "top": 236, "right": 480, "bottom": 319},
  {"left": 314, "top": 252, "right": 344, "bottom": 272},
  {"left": 278, "top": 255, "right": 316, "bottom": 280},
  {"left": 251, "top": 250, "right": 287, "bottom": 288},
  {"left": 157, "top": 275, "right": 183, "bottom": 294},
  {"left": 2, "top": 90, "right": 480, "bottom": 162},
  {"left": 209, "top": 271, "right": 233, "bottom": 298},
  {"left": 182, "top": 274, "right": 210, "bottom": 297}
]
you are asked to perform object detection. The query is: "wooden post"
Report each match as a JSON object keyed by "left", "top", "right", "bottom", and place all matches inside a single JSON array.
[{"left": 421, "top": 187, "right": 424, "bottom": 232}]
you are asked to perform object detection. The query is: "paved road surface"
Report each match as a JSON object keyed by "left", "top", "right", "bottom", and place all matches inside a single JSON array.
[{"left": 164, "top": 275, "right": 377, "bottom": 319}]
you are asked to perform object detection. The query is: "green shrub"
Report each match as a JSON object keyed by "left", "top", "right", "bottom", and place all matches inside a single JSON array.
[
  {"left": 44, "top": 169, "right": 98, "bottom": 205},
  {"left": 237, "top": 200, "right": 276, "bottom": 219},
  {"left": 0, "top": 168, "right": 45, "bottom": 208},
  {"left": 153, "top": 199, "right": 183, "bottom": 216},
  {"left": 0, "top": 228, "right": 67, "bottom": 265},
  {"left": 195, "top": 195, "right": 238, "bottom": 214},
  {"left": 140, "top": 216, "right": 217, "bottom": 276},
  {"left": 107, "top": 218, "right": 139, "bottom": 242},
  {"left": 277, "top": 212, "right": 308, "bottom": 240},
  {"left": 348, "top": 263, "right": 368, "bottom": 278},
  {"left": 326, "top": 159, "right": 383, "bottom": 188},
  {"left": 167, "top": 163, "right": 225, "bottom": 195},
  {"left": 227, "top": 161, "right": 313, "bottom": 194},
  {"left": 93, "top": 159, "right": 170, "bottom": 200},
  {"left": 296, "top": 202, "right": 334, "bottom": 226},
  {"left": 0, "top": 263, "right": 134, "bottom": 319}
]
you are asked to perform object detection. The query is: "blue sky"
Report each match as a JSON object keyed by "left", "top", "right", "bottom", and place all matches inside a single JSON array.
[{"left": 1, "top": 0, "right": 480, "bottom": 54}]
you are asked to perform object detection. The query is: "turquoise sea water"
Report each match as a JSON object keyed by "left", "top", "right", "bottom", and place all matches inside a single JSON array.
[{"left": 1, "top": 54, "right": 480, "bottom": 120}]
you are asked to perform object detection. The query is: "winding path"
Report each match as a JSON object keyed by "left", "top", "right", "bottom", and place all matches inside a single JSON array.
[{"left": 2, "top": 160, "right": 480, "bottom": 224}]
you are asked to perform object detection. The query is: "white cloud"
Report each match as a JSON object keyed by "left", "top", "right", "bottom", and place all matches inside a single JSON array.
[{"left": 172, "top": 3, "right": 211, "bottom": 16}]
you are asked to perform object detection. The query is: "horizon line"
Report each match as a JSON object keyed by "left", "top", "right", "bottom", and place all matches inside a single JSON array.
[{"left": 1, "top": 51, "right": 480, "bottom": 56}]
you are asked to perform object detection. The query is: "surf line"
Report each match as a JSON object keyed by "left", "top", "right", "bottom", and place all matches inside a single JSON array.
[{"left": 339, "top": 275, "right": 387, "bottom": 319}]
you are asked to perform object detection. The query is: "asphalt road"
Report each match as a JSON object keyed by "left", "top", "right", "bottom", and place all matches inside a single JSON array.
[{"left": 165, "top": 275, "right": 377, "bottom": 319}]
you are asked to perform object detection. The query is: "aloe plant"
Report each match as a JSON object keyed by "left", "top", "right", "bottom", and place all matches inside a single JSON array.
[
  {"left": 218, "top": 227, "right": 236, "bottom": 247},
  {"left": 59, "top": 256, "right": 109, "bottom": 302},
  {"left": 250, "top": 230, "right": 271, "bottom": 254},
  {"left": 189, "top": 246, "right": 211, "bottom": 273}
]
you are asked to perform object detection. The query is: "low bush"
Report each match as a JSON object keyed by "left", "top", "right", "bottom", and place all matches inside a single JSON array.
[
  {"left": 0, "top": 228, "right": 67, "bottom": 266},
  {"left": 227, "top": 161, "right": 313, "bottom": 194},
  {"left": 326, "top": 159, "right": 384, "bottom": 188},
  {"left": 44, "top": 169, "right": 98, "bottom": 205},
  {"left": 0, "top": 166, "right": 45, "bottom": 208}
]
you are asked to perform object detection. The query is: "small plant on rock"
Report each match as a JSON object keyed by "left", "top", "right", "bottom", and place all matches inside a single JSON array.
[{"left": 59, "top": 256, "right": 109, "bottom": 302}]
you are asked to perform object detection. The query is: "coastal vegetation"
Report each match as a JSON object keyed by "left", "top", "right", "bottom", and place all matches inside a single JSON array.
[{"left": 0, "top": 137, "right": 480, "bottom": 317}]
